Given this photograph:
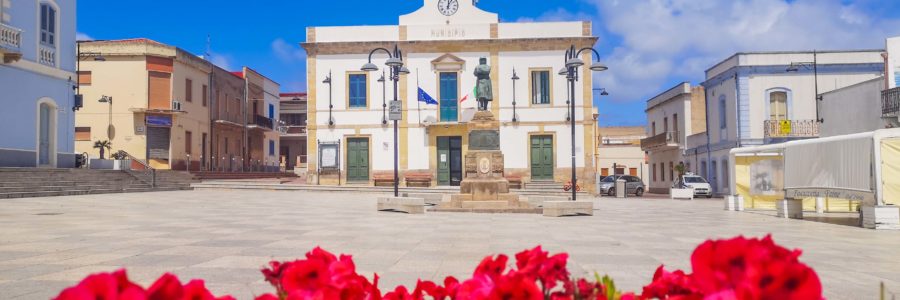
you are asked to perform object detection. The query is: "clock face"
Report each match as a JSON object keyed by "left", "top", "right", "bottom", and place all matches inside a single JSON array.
[{"left": 437, "top": 0, "right": 459, "bottom": 16}]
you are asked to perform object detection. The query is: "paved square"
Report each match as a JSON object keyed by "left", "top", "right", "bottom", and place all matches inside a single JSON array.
[{"left": 1, "top": 190, "right": 899, "bottom": 299}]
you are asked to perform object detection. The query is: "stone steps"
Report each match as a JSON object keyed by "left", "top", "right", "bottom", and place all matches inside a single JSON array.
[
  {"left": 0, "top": 186, "right": 189, "bottom": 199},
  {"left": 191, "top": 181, "right": 588, "bottom": 197},
  {"left": 0, "top": 168, "right": 194, "bottom": 199}
]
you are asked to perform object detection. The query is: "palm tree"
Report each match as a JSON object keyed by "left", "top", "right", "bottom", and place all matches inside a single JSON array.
[{"left": 93, "top": 140, "right": 112, "bottom": 159}]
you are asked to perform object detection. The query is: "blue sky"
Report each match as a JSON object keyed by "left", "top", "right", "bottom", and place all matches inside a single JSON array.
[{"left": 77, "top": 0, "right": 900, "bottom": 127}]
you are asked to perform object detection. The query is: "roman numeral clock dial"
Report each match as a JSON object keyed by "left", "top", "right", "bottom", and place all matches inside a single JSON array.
[{"left": 438, "top": 0, "right": 459, "bottom": 16}]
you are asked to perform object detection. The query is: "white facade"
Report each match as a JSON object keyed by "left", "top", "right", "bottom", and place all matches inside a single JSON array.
[
  {"left": 820, "top": 77, "right": 887, "bottom": 137},
  {"left": 689, "top": 50, "right": 884, "bottom": 196},
  {"left": 304, "top": 0, "right": 600, "bottom": 187},
  {"left": 0, "top": 0, "right": 77, "bottom": 167}
]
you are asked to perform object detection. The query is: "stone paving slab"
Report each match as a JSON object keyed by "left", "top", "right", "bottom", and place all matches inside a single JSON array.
[{"left": 0, "top": 190, "right": 899, "bottom": 299}]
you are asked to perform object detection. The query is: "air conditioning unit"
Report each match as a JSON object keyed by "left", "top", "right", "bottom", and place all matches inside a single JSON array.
[{"left": 172, "top": 100, "right": 182, "bottom": 111}]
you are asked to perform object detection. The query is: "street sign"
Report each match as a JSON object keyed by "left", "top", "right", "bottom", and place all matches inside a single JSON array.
[
  {"left": 779, "top": 120, "right": 792, "bottom": 135},
  {"left": 389, "top": 100, "right": 402, "bottom": 121}
]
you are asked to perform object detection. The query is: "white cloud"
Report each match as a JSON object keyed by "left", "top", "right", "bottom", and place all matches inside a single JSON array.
[
  {"left": 75, "top": 32, "right": 94, "bottom": 41},
  {"left": 271, "top": 38, "right": 307, "bottom": 64},
  {"left": 207, "top": 52, "right": 234, "bottom": 70},
  {"left": 270, "top": 38, "right": 308, "bottom": 92},
  {"left": 585, "top": 0, "right": 900, "bottom": 104}
]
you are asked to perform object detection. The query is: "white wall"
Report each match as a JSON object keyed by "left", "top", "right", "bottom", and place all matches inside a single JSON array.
[
  {"left": 820, "top": 78, "right": 886, "bottom": 137},
  {"left": 888, "top": 37, "right": 900, "bottom": 89}
]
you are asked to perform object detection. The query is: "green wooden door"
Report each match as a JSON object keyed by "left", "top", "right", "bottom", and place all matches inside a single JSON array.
[
  {"left": 530, "top": 135, "right": 553, "bottom": 180},
  {"left": 437, "top": 137, "right": 450, "bottom": 186},
  {"left": 347, "top": 138, "right": 369, "bottom": 182},
  {"left": 437, "top": 136, "right": 463, "bottom": 186}
]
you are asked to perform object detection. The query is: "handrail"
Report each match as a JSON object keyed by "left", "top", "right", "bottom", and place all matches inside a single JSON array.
[{"left": 116, "top": 150, "right": 156, "bottom": 187}]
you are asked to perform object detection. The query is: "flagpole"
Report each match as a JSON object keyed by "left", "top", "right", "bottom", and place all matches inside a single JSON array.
[{"left": 416, "top": 69, "right": 421, "bottom": 125}]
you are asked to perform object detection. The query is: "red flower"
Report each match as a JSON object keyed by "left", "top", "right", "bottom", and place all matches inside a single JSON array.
[
  {"left": 473, "top": 254, "right": 509, "bottom": 280},
  {"left": 254, "top": 294, "right": 280, "bottom": 300},
  {"left": 489, "top": 273, "right": 543, "bottom": 300},
  {"left": 54, "top": 270, "right": 146, "bottom": 300},
  {"left": 640, "top": 266, "right": 702, "bottom": 300},
  {"left": 689, "top": 235, "right": 822, "bottom": 299}
]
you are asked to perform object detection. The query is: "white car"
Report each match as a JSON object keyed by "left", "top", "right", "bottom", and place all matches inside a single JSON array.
[{"left": 673, "top": 174, "right": 713, "bottom": 198}]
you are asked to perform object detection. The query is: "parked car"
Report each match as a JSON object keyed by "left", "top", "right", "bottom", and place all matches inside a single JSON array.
[
  {"left": 598, "top": 175, "right": 645, "bottom": 197},
  {"left": 672, "top": 173, "right": 713, "bottom": 198}
]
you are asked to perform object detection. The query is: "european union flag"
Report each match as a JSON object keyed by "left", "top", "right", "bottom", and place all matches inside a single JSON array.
[{"left": 417, "top": 87, "right": 439, "bottom": 105}]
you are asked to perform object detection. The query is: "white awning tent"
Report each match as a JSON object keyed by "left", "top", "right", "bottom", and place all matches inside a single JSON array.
[{"left": 729, "top": 128, "right": 900, "bottom": 207}]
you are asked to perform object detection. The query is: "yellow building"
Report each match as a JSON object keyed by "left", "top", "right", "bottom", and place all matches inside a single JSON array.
[{"left": 75, "top": 39, "right": 212, "bottom": 170}]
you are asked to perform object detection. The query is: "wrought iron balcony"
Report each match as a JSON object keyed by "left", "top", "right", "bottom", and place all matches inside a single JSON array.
[
  {"left": 0, "top": 23, "right": 22, "bottom": 63},
  {"left": 640, "top": 131, "right": 680, "bottom": 151},
  {"left": 883, "top": 87, "right": 900, "bottom": 118},
  {"left": 249, "top": 115, "right": 273, "bottom": 130},
  {"left": 763, "top": 119, "right": 819, "bottom": 138}
]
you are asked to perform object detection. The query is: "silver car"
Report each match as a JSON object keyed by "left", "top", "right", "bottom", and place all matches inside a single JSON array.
[{"left": 598, "top": 175, "right": 646, "bottom": 197}]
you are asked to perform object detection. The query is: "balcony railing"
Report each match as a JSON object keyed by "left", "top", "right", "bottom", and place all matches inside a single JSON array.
[
  {"left": 640, "top": 131, "right": 680, "bottom": 151},
  {"left": 284, "top": 126, "right": 307, "bottom": 134},
  {"left": 38, "top": 44, "right": 56, "bottom": 66},
  {"left": 763, "top": 119, "right": 819, "bottom": 138},
  {"left": 0, "top": 23, "right": 22, "bottom": 52},
  {"left": 883, "top": 87, "right": 900, "bottom": 117},
  {"left": 250, "top": 115, "right": 273, "bottom": 130}
]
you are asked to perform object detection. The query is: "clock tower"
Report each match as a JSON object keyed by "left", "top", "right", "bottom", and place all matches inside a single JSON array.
[{"left": 399, "top": 0, "right": 498, "bottom": 26}]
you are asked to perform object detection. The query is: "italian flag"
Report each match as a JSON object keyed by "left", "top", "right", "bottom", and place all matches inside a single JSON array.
[{"left": 459, "top": 85, "right": 477, "bottom": 103}]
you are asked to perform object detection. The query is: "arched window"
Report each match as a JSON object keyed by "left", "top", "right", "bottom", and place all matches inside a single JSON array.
[
  {"left": 40, "top": 3, "right": 56, "bottom": 46},
  {"left": 769, "top": 91, "right": 788, "bottom": 120}
]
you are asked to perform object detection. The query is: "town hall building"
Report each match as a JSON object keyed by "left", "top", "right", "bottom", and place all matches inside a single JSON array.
[{"left": 302, "top": 0, "right": 601, "bottom": 189}]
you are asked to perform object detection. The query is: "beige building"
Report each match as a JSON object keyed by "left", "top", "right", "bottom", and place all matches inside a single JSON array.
[
  {"left": 596, "top": 126, "right": 648, "bottom": 185},
  {"left": 641, "top": 82, "right": 706, "bottom": 194},
  {"left": 76, "top": 39, "right": 212, "bottom": 170},
  {"left": 210, "top": 65, "right": 246, "bottom": 171},
  {"left": 279, "top": 92, "right": 308, "bottom": 172},
  {"left": 239, "top": 68, "right": 281, "bottom": 171}
]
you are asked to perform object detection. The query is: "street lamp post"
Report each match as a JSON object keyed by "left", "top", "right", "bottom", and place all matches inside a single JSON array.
[
  {"left": 323, "top": 71, "right": 334, "bottom": 126},
  {"left": 511, "top": 69, "right": 520, "bottom": 123},
  {"left": 786, "top": 50, "right": 821, "bottom": 123},
  {"left": 562, "top": 45, "right": 608, "bottom": 201},
  {"left": 379, "top": 71, "right": 387, "bottom": 125},
  {"left": 74, "top": 41, "right": 106, "bottom": 111},
  {"left": 361, "top": 44, "right": 409, "bottom": 197}
]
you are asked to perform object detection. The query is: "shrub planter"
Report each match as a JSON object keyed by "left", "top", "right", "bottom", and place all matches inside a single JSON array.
[{"left": 670, "top": 188, "right": 694, "bottom": 200}]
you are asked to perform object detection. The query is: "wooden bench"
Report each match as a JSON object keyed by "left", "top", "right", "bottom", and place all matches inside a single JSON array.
[
  {"left": 405, "top": 172, "right": 433, "bottom": 187},
  {"left": 373, "top": 173, "right": 395, "bottom": 187},
  {"left": 506, "top": 175, "right": 523, "bottom": 189}
]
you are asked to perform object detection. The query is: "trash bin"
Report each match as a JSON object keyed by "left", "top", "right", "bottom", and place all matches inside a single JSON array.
[{"left": 615, "top": 179, "right": 626, "bottom": 198}]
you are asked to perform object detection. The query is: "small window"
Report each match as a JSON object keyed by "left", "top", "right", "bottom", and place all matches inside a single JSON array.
[
  {"left": 661, "top": 163, "right": 666, "bottom": 182},
  {"left": 268, "top": 104, "right": 274, "bottom": 119},
  {"left": 78, "top": 71, "right": 92, "bottom": 85},
  {"left": 651, "top": 122, "right": 656, "bottom": 135},
  {"left": 652, "top": 163, "right": 657, "bottom": 182},
  {"left": 202, "top": 84, "right": 208, "bottom": 107},
  {"left": 269, "top": 140, "right": 275, "bottom": 156},
  {"left": 719, "top": 95, "right": 727, "bottom": 129},
  {"left": 184, "top": 131, "right": 193, "bottom": 155},
  {"left": 185, "top": 79, "right": 193, "bottom": 102},
  {"left": 348, "top": 74, "right": 367, "bottom": 108},
  {"left": 531, "top": 70, "right": 550, "bottom": 104},
  {"left": 40, "top": 4, "right": 56, "bottom": 46},
  {"left": 75, "top": 127, "right": 91, "bottom": 141}
]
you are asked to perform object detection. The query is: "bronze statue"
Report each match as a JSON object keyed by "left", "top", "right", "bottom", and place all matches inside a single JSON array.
[{"left": 474, "top": 57, "right": 493, "bottom": 111}]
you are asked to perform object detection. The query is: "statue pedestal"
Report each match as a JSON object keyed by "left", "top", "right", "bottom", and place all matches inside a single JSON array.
[{"left": 436, "top": 111, "right": 536, "bottom": 213}]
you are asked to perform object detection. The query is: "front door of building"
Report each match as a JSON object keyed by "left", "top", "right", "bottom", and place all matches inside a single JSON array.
[
  {"left": 437, "top": 136, "right": 462, "bottom": 186},
  {"left": 346, "top": 138, "right": 369, "bottom": 182},
  {"left": 38, "top": 103, "right": 52, "bottom": 166},
  {"left": 530, "top": 135, "right": 553, "bottom": 180},
  {"left": 439, "top": 72, "right": 458, "bottom": 122}
]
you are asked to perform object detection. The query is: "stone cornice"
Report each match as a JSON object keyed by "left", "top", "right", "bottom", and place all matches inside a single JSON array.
[{"left": 302, "top": 37, "right": 599, "bottom": 55}]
